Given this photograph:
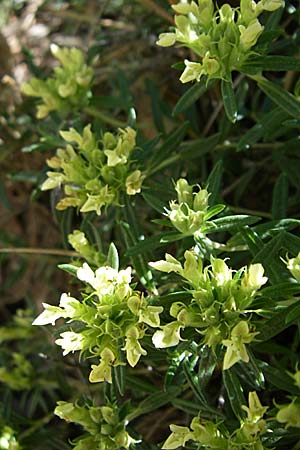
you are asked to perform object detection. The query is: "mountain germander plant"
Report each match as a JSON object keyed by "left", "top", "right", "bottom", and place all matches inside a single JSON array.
[{"left": 3, "top": 0, "right": 300, "bottom": 449}]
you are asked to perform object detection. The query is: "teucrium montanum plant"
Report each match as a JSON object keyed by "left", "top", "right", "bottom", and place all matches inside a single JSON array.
[
  {"left": 33, "top": 259, "right": 163, "bottom": 383},
  {"left": 54, "top": 401, "right": 135, "bottom": 450},
  {"left": 150, "top": 250, "right": 267, "bottom": 370},
  {"left": 14, "top": 1, "right": 300, "bottom": 447},
  {"left": 157, "top": 0, "right": 284, "bottom": 83},
  {"left": 41, "top": 124, "right": 145, "bottom": 214},
  {"left": 163, "top": 391, "right": 269, "bottom": 449},
  {"left": 21, "top": 44, "right": 93, "bottom": 118}
]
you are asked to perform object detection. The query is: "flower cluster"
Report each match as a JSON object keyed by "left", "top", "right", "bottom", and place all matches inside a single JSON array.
[
  {"left": 165, "top": 178, "right": 220, "bottom": 235},
  {"left": 0, "top": 426, "right": 21, "bottom": 450},
  {"left": 163, "top": 392, "right": 268, "bottom": 449},
  {"left": 21, "top": 44, "right": 93, "bottom": 118},
  {"left": 55, "top": 401, "right": 134, "bottom": 450},
  {"left": 150, "top": 250, "right": 267, "bottom": 369},
  {"left": 157, "top": 0, "right": 284, "bottom": 83},
  {"left": 33, "top": 262, "right": 162, "bottom": 383},
  {"left": 41, "top": 124, "right": 145, "bottom": 214}
]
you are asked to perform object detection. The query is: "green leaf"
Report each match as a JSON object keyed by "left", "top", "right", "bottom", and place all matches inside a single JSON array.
[
  {"left": 172, "top": 398, "right": 204, "bottom": 416},
  {"left": 204, "top": 204, "right": 226, "bottom": 221},
  {"left": 172, "top": 79, "right": 212, "bottom": 116},
  {"left": 146, "top": 79, "right": 166, "bottom": 133},
  {"left": 107, "top": 242, "right": 119, "bottom": 271},
  {"left": 257, "top": 78, "right": 300, "bottom": 118},
  {"left": 9, "top": 171, "right": 40, "bottom": 183},
  {"left": 198, "top": 346, "right": 217, "bottom": 388},
  {"left": 125, "top": 234, "right": 164, "bottom": 257},
  {"left": 240, "top": 226, "right": 264, "bottom": 255},
  {"left": 112, "top": 364, "right": 126, "bottom": 396},
  {"left": 261, "top": 363, "right": 300, "bottom": 395},
  {"left": 223, "top": 368, "right": 246, "bottom": 420},
  {"left": 128, "top": 387, "right": 182, "bottom": 420},
  {"left": 256, "top": 300, "right": 300, "bottom": 342},
  {"left": 206, "top": 160, "right": 223, "bottom": 206},
  {"left": 237, "top": 107, "right": 288, "bottom": 151},
  {"left": 182, "top": 360, "right": 208, "bottom": 408},
  {"left": 57, "top": 264, "right": 79, "bottom": 276},
  {"left": 142, "top": 191, "right": 166, "bottom": 214},
  {"left": 271, "top": 173, "right": 288, "bottom": 219},
  {"left": 148, "top": 122, "right": 189, "bottom": 173},
  {"left": 242, "top": 56, "right": 300, "bottom": 74},
  {"left": 221, "top": 79, "right": 237, "bottom": 123},
  {"left": 179, "top": 133, "right": 220, "bottom": 160},
  {"left": 204, "top": 215, "right": 261, "bottom": 233}
]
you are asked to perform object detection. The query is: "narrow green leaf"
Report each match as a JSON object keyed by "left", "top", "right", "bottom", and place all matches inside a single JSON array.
[
  {"left": 271, "top": 173, "right": 288, "bottom": 219},
  {"left": 171, "top": 399, "right": 202, "bottom": 415},
  {"left": 179, "top": 133, "right": 220, "bottom": 160},
  {"left": 257, "top": 78, "right": 300, "bottom": 118},
  {"left": 242, "top": 56, "right": 300, "bottom": 74},
  {"left": 204, "top": 215, "right": 261, "bottom": 233},
  {"left": 261, "top": 282, "right": 300, "bottom": 299},
  {"left": 112, "top": 364, "right": 126, "bottom": 396},
  {"left": 221, "top": 79, "right": 237, "bottom": 123},
  {"left": 182, "top": 360, "right": 220, "bottom": 416},
  {"left": 261, "top": 363, "right": 300, "bottom": 395},
  {"left": 182, "top": 360, "right": 208, "bottom": 407},
  {"left": 57, "top": 264, "right": 79, "bottom": 276},
  {"left": 256, "top": 300, "right": 300, "bottom": 342},
  {"left": 160, "top": 231, "right": 185, "bottom": 243},
  {"left": 107, "top": 242, "right": 119, "bottom": 270},
  {"left": 223, "top": 368, "right": 246, "bottom": 420},
  {"left": 198, "top": 345, "right": 217, "bottom": 388},
  {"left": 206, "top": 161, "right": 223, "bottom": 206},
  {"left": 204, "top": 204, "right": 225, "bottom": 221},
  {"left": 237, "top": 107, "right": 287, "bottom": 151},
  {"left": 142, "top": 191, "right": 166, "bottom": 214},
  {"left": 9, "top": 171, "right": 40, "bottom": 183},
  {"left": 172, "top": 79, "right": 211, "bottom": 116},
  {"left": 128, "top": 387, "right": 182, "bottom": 420},
  {"left": 148, "top": 122, "right": 189, "bottom": 171},
  {"left": 125, "top": 234, "right": 164, "bottom": 256},
  {"left": 240, "top": 227, "right": 264, "bottom": 255}
]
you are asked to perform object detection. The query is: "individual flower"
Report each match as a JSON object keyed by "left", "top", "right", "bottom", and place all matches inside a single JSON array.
[
  {"left": 286, "top": 252, "right": 300, "bottom": 282},
  {"left": 125, "top": 170, "right": 145, "bottom": 195},
  {"left": 276, "top": 399, "right": 300, "bottom": 428},
  {"left": 152, "top": 321, "right": 183, "bottom": 348},
  {"left": 222, "top": 321, "right": 258, "bottom": 370}
]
